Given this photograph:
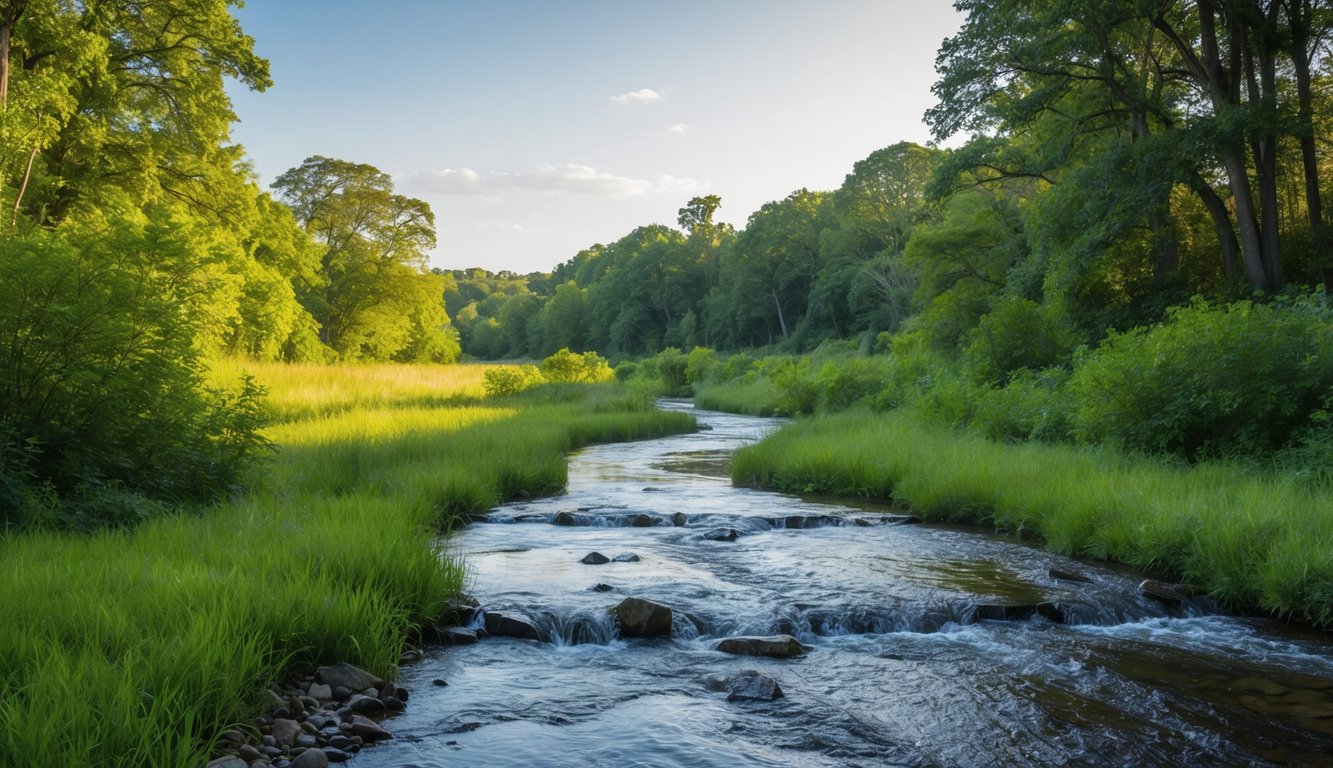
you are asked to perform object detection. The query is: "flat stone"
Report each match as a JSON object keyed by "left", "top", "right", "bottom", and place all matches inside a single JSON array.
[
  {"left": 1049, "top": 567, "right": 1093, "bottom": 583},
  {"left": 316, "top": 663, "right": 385, "bottom": 694},
  {"left": 616, "top": 597, "right": 673, "bottom": 637},
  {"left": 581, "top": 551, "right": 611, "bottom": 565},
  {"left": 715, "top": 634, "right": 808, "bottom": 658},
  {"left": 1140, "top": 579, "right": 1199, "bottom": 606}
]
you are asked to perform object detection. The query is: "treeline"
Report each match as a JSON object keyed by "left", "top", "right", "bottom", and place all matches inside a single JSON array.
[{"left": 0, "top": 1, "right": 457, "bottom": 527}]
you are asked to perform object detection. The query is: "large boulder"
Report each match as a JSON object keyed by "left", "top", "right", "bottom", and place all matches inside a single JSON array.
[
  {"left": 316, "top": 662, "right": 385, "bottom": 694},
  {"left": 715, "top": 634, "right": 808, "bottom": 658},
  {"left": 483, "top": 609, "right": 544, "bottom": 641},
  {"left": 616, "top": 597, "right": 673, "bottom": 637}
]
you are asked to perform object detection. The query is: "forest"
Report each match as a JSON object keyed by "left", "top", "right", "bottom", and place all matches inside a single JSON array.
[{"left": 2, "top": 1, "right": 1333, "bottom": 765}]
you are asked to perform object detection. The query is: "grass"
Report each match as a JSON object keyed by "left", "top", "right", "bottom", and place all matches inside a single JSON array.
[
  {"left": 731, "top": 408, "right": 1333, "bottom": 627},
  {"left": 0, "top": 363, "right": 694, "bottom": 767},
  {"left": 694, "top": 377, "right": 785, "bottom": 415}
]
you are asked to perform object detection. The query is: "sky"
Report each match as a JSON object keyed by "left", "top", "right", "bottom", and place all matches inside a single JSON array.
[{"left": 226, "top": 1, "right": 965, "bottom": 274}]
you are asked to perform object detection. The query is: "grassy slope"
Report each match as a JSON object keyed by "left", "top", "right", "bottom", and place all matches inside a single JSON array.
[
  {"left": 731, "top": 408, "right": 1333, "bottom": 627},
  {"left": 0, "top": 363, "right": 694, "bottom": 767}
]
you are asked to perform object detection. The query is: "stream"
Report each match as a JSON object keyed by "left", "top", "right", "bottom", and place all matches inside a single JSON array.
[{"left": 355, "top": 401, "right": 1333, "bottom": 767}]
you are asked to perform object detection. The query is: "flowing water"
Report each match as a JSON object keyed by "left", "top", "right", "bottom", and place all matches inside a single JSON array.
[{"left": 356, "top": 402, "right": 1333, "bottom": 767}]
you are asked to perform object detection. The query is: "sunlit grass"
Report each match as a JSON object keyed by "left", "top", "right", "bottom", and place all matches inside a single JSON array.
[
  {"left": 732, "top": 408, "right": 1333, "bottom": 627},
  {"left": 0, "top": 362, "right": 694, "bottom": 767}
]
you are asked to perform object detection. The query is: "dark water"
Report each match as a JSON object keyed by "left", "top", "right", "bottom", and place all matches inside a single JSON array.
[{"left": 356, "top": 402, "right": 1333, "bottom": 767}]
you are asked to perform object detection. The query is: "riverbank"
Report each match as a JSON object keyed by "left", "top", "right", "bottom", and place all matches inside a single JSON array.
[
  {"left": 730, "top": 408, "right": 1333, "bottom": 628},
  {"left": 0, "top": 363, "right": 694, "bottom": 767}
]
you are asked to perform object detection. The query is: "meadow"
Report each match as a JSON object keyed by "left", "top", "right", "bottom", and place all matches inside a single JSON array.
[
  {"left": 0, "top": 363, "right": 693, "bottom": 767},
  {"left": 731, "top": 408, "right": 1333, "bottom": 627}
]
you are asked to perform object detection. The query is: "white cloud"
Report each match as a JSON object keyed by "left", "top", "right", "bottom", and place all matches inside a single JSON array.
[
  {"left": 668, "top": 123, "right": 690, "bottom": 134},
  {"left": 611, "top": 88, "right": 663, "bottom": 105},
  {"left": 399, "top": 163, "right": 700, "bottom": 198}
]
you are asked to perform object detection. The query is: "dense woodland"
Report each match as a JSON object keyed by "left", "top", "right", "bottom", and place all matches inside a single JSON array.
[{"left": 4, "top": 0, "right": 1333, "bottom": 527}]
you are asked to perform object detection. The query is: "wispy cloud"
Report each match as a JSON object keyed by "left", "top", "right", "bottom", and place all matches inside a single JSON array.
[
  {"left": 399, "top": 163, "right": 700, "bottom": 198},
  {"left": 611, "top": 87, "right": 663, "bottom": 105},
  {"left": 668, "top": 123, "right": 690, "bottom": 134}
]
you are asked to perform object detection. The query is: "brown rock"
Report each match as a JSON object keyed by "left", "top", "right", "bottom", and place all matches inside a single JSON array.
[
  {"left": 715, "top": 634, "right": 808, "bottom": 658},
  {"left": 615, "top": 597, "right": 673, "bottom": 637},
  {"left": 343, "top": 714, "right": 392, "bottom": 741}
]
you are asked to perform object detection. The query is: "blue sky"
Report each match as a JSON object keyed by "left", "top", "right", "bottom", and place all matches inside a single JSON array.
[{"left": 227, "top": 1, "right": 964, "bottom": 273}]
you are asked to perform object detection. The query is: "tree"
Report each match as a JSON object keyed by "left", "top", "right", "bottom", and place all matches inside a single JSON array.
[{"left": 272, "top": 156, "right": 459, "bottom": 362}]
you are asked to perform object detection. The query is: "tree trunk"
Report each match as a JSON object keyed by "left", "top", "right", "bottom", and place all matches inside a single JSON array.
[
  {"left": 1287, "top": 0, "right": 1333, "bottom": 291},
  {"left": 769, "top": 286, "right": 788, "bottom": 337},
  {"left": 1189, "top": 173, "right": 1241, "bottom": 279}
]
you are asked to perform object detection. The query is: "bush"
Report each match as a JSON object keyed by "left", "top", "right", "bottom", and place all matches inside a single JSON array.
[
  {"left": 962, "top": 296, "right": 1083, "bottom": 384},
  {"left": 684, "top": 346, "right": 721, "bottom": 387},
  {"left": 1070, "top": 296, "right": 1333, "bottom": 459},
  {"left": 539, "top": 348, "right": 614, "bottom": 384},
  {"left": 482, "top": 365, "right": 545, "bottom": 397},
  {"left": 0, "top": 229, "right": 273, "bottom": 529}
]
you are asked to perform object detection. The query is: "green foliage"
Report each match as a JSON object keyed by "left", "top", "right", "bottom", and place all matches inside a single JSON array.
[
  {"left": 0, "top": 229, "right": 273, "bottom": 529},
  {"left": 962, "top": 296, "right": 1083, "bottom": 385},
  {"left": 482, "top": 365, "right": 545, "bottom": 397},
  {"left": 273, "top": 156, "right": 459, "bottom": 363},
  {"left": 732, "top": 408, "right": 1333, "bottom": 626},
  {"left": 539, "top": 348, "right": 614, "bottom": 384},
  {"left": 1070, "top": 297, "right": 1333, "bottom": 459}
]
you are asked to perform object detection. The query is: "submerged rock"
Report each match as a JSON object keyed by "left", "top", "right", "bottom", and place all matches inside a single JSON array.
[
  {"left": 1049, "top": 567, "right": 1093, "bottom": 584},
  {"left": 613, "top": 552, "right": 641, "bottom": 562},
  {"left": 630, "top": 514, "right": 655, "bottom": 527},
  {"left": 715, "top": 634, "right": 808, "bottom": 658},
  {"left": 551, "top": 511, "right": 579, "bottom": 526},
  {"left": 581, "top": 551, "right": 611, "bottom": 565},
  {"left": 1140, "top": 579, "right": 1200, "bottom": 606},
  {"left": 590, "top": 583, "right": 616, "bottom": 592},
  {"left": 975, "top": 602, "right": 1066, "bottom": 624},
  {"left": 616, "top": 597, "right": 673, "bottom": 637},
  {"left": 483, "top": 609, "right": 544, "bottom": 641},
  {"left": 705, "top": 669, "right": 785, "bottom": 701},
  {"left": 670, "top": 512, "right": 688, "bottom": 526},
  {"left": 702, "top": 527, "right": 739, "bottom": 542}
]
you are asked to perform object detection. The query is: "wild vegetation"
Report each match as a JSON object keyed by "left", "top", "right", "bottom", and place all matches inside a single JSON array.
[{"left": 0, "top": 361, "right": 693, "bottom": 767}]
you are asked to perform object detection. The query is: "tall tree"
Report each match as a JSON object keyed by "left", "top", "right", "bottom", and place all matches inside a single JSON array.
[{"left": 273, "top": 156, "right": 459, "bottom": 362}]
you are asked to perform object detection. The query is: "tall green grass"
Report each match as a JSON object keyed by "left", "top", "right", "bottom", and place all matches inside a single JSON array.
[
  {"left": 0, "top": 364, "right": 694, "bottom": 767},
  {"left": 732, "top": 409, "right": 1333, "bottom": 627}
]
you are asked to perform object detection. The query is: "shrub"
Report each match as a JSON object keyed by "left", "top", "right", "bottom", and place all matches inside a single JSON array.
[
  {"left": 0, "top": 228, "right": 273, "bottom": 529},
  {"left": 684, "top": 346, "right": 721, "bottom": 387},
  {"left": 1069, "top": 296, "right": 1333, "bottom": 459},
  {"left": 962, "top": 296, "right": 1083, "bottom": 385},
  {"left": 482, "top": 365, "right": 545, "bottom": 397},
  {"left": 540, "top": 348, "right": 614, "bottom": 384}
]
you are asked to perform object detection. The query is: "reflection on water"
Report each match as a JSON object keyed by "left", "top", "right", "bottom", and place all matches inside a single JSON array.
[{"left": 355, "top": 401, "right": 1333, "bottom": 768}]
